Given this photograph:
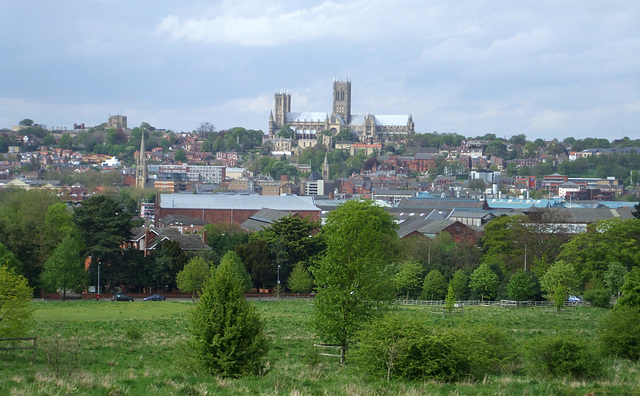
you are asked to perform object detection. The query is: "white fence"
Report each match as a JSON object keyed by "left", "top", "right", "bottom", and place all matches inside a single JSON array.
[{"left": 395, "top": 299, "right": 586, "bottom": 308}]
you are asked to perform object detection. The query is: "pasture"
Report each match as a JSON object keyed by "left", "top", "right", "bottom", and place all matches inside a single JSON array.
[{"left": 1, "top": 299, "right": 639, "bottom": 395}]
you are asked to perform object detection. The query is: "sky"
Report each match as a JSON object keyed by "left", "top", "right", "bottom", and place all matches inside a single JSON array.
[{"left": 2, "top": 0, "right": 640, "bottom": 142}]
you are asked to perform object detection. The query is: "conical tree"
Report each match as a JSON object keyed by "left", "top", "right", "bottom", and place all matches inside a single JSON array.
[{"left": 189, "top": 251, "right": 269, "bottom": 377}]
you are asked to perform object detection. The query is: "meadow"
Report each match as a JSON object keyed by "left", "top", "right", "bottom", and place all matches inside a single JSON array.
[{"left": 1, "top": 299, "right": 639, "bottom": 395}]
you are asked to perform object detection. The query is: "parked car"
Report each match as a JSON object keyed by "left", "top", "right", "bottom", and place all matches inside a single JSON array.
[
  {"left": 143, "top": 294, "right": 166, "bottom": 301},
  {"left": 568, "top": 295, "right": 582, "bottom": 302},
  {"left": 111, "top": 293, "right": 134, "bottom": 302}
]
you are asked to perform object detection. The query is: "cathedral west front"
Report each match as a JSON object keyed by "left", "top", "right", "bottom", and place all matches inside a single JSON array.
[{"left": 268, "top": 80, "right": 414, "bottom": 145}]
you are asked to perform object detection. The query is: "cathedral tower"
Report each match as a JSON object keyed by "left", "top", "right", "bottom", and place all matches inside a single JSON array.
[
  {"left": 332, "top": 80, "right": 351, "bottom": 124},
  {"left": 274, "top": 91, "right": 291, "bottom": 127},
  {"left": 136, "top": 131, "right": 148, "bottom": 188}
]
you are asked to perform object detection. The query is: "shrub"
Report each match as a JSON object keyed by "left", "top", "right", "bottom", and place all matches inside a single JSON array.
[
  {"left": 352, "top": 314, "right": 516, "bottom": 382},
  {"left": 526, "top": 334, "right": 603, "bottom": 379},
  {"left": 583, "top": 289, "right": 611, "bottom": 308},
  {"left": 456, "top": 325, "right": 519, "bottom": 377},
  {"left": 599, "top": 306, "right": 640, "bottom": 361}
]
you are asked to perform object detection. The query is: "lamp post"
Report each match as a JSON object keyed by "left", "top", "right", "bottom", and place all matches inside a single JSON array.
[
  {"left": 97, "top": 260, "right": 101, "bottom": 300},
  {"left": 277, "top": 265, "right": 281, "bottom": 300}
]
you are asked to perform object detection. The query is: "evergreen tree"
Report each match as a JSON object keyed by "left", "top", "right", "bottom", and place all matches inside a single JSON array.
[{"left": 189, "top": 251, "right": 269, "bottom": 377}]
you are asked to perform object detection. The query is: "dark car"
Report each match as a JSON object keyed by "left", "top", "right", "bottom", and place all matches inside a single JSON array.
[
  {"left": 143, "top": 294, "right": 166, "bottom": 301},
  {"left": 111, "top": 293, "right": 134, "bottom": 302}
]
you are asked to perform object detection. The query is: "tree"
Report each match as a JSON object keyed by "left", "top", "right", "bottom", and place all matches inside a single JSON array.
[
  {"left": 557, "top": 218, "right": 640, "bottom": 287},
  {"left": 312, "top": 200, "right": 399, "bottom": 362},
  {"left": 604, "top": 262, "right": 628, "bottom": 297},
  {"left": 506, "top": 270, "right": 537, "bottom": 301},
  {"left": 40, "top": 235, "right": 87, "bottom": 301},
  {"left": 253, "top": 215, "right": 323, "bottom": 288},
  {"left": 336, "top": 129, "right": 353, "bottom": 141},
  {"left": 174, "top": 149, "right": 186, "bottom": 162},
  {"left": 468, "top": 178, "right": 486, "bottom": 191},
  {"left": 469, "top": 263, "right": 499, "bottom": 301},
  {"left": 188, "top": 249, "right": 269, "bottom": 377},
  {"left": 287, "top": 262, "right": 314, "bottom": 294},
  {"left": 59, "top": 133, "right": 73, "bottom": 149},
  {"left": 616, "top": 267, "right": 640, "bottom": 309},
  {"left": 219, "top": 251, "right": 252, "bottom": 292},
  {"left": 449, "top": 270, "right": 469, "bottom": 300},
  {"left": 539, "top": 260, "right": 579, "bottom": 309},
  {"left": 0, "top": 264, "right": 34, "bottom": 337},
  {"left": 176, "top": 256, "right": 211, "bottom": 300},
  {"left": 421, "top": 269, "right": 447, "bottom": 300},
  {"left": 393, "top": 260, "right": 423, "bottom": 300},
  {"left": 633, "top": 202, "right": 640, "bottom": 219},
  {"left": 0, "top": 242, "right": 22, "bottom": 273},
  {"left": 151, "top": 240, "right": 189, "bottom": 290},
  {"left": 73, "top": 195, "right": 133, "bottom": 287},
  {"left": 277, "top": 125, "right": 294, "bottom": 139}
]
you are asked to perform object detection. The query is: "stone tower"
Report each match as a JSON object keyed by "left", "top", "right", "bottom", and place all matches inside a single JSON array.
[
  {"left": 322, "top": 151, "right": 330, "bottom": 180},
  {"left": 332, "top": 80, "right": 351, "bottom": 124},
  {"left": 274, "top": 91, "right": 291, "bottom": 127},
  {"left": 135, "top": 131, "right": 148, "bottom": 188}
]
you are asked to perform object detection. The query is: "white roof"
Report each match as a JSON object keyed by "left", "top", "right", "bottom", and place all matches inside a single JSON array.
[
  {"left": 373, "top": 115, "right": 410, "bottom": 126},
  {"left": 286, "top": 112, "right": 327, "bottom": 122},
  {"left": 159, "top": 194, "right": 319, "bottom": 211}
]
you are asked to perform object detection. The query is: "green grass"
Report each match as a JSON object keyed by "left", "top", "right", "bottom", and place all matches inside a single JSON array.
[{"left": 1, "top": 300, "right": 639, "bottom": 395}]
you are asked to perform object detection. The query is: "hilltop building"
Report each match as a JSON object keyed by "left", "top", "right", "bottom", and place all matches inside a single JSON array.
[{"left": 268, "top": 80, "right": 414, "bottom": 144}]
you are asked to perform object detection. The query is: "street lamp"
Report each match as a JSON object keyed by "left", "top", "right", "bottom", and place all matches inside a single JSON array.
[
  {"left": 97, "top": 260, "right": 101, "bottom": 300},
  {"left": 277, "top": 265, "right": 281, "bottom": 300},
  {"left": 513, "top": 241, "right": 527, "bottom": 272}
]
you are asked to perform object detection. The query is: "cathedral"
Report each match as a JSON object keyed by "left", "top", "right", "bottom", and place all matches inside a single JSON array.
[{"left": 268, "top": 80, "right": 414, "bottom": 144}]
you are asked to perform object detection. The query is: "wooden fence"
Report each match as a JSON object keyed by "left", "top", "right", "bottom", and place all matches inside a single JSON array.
[
  {"left": 0, "top": 337, "right": 37, "bottom": 362},
  {"left": 314, "top": 344, "right": 344, "bottom": 363},
  {"left": 396, "top": 299, "right": 586, "bottom": 308}
]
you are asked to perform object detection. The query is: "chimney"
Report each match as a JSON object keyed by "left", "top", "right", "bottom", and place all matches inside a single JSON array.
[
  {"left": 329, "top": 191, "right": 334, "bottom": 200},
  {"left": 144, "top": 228, "right": 153, "bottom": 249},
  {"left": 202, "top": 228, "right": 208, "bottom": 245}
]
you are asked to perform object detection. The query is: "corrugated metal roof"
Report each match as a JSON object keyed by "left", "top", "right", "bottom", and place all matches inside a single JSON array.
[{"left": 159, "top": 194, "right": 319, "bottom": 211}]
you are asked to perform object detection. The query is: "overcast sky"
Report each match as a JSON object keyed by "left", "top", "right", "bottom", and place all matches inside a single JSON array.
[{"left": 2, "top": 1, "right": 640, "bottom": 141}]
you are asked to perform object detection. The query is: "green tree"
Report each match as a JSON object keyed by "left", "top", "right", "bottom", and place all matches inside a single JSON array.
[
  {"left": 0, "top": 264, "right": 34, "bottom": 337},
  {"left": 174, "top": 149, "right": 187, "bottom": 162},
  {"left": 421, "top": 269, "right": 447, "bottom": 300},
  {"left": 449, "top": 270, "right": 469, "bottom": 300},
  {"left": 73, "top": 195, "right": 133, "bottom": 287},
  {"left": 188, "top": 250, "right": 269, "bottom": 377},
  {"left": 219, "top": 251, "right": 252, "bottom": 292},
  {"left": 469, "top": 263, "right": 499, "bottom": 301},
  {"left": 393, "top": 260, "right": 423, "bottom": 300},
  {"left": 616, "top": 267, "right": 640, "bottom": 309},
  {"left": 0, "top": 242, "right": 22, "bottom": 273},
  {"left": 312, "top": 200, "right": 399, "bottom": 362},
  {"left": 176, "top": 256, "right": 211, "bottom": 300},
  {"left": 40, "top": 235, "right": 88, "bottom": 301},
  {"left": 336, "top": 129, "right": 353, "bottom": 141},
  {"left": 151, "top": 240, "right": 189, "bottom": 291},
  {"left": 287, "top": 262, "right": 314, "bottom": 294},
  {"left": 539, "top": 260, "right": 579, "bottom": 309},
  {"left": 557, "top": 218, "right": 640, "bottom": 287},
  {"left": 235, "top": 239, "right": 274, "bottom": 289},
  {"left": 59, "top": 133, "right": 73, "bottom": 149},
  {"left": 506, "top": 270, "right": 537, "bottom": 301},
  {"left": 254, "top": 215, "right": 323, "bottom": 288},
  {"left": 604, "top": 262, "right": 628, "bottom": 298},
  {"left": 277, "top": 125, "right": 294, "bottom": 139}
]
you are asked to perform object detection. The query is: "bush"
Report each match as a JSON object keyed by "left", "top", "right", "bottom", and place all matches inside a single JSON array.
[
  {"left": 526, "top": 334, "right": 603, "bottom": 379},
  {"left": 456, "top": 325, "right": 519, "bottom": 377},
  {"left": 599, "top": 307, "right": 640, "bottom": 361},
  {"left": 583, "top": 289, "right": 611, "bottom": 308},
  {"left": 352, "top": 314, "right": 516, "bottom": 382}
]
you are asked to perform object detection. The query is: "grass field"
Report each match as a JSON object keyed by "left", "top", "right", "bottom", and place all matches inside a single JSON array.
[{"left": 1, "top": 299, "right": 639, "bottom": 395}]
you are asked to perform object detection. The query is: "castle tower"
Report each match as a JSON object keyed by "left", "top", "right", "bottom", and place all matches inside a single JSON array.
[
  {"left": 136, "top": 131, "right": 148, "bottom": 188},
  {"left": 322, "top": 151, "right": 330, "bottom": 180},
  {"left": 332, "top": 80, "right": 351, "bottom": 124}
]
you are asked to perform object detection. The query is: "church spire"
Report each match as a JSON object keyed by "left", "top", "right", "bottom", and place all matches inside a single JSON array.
[
  {"left": 322, "top": 151, "right": 330, "bottom": 180},
  {"left": 136, "top": 131, "right": 148, "bottom": 188}
]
